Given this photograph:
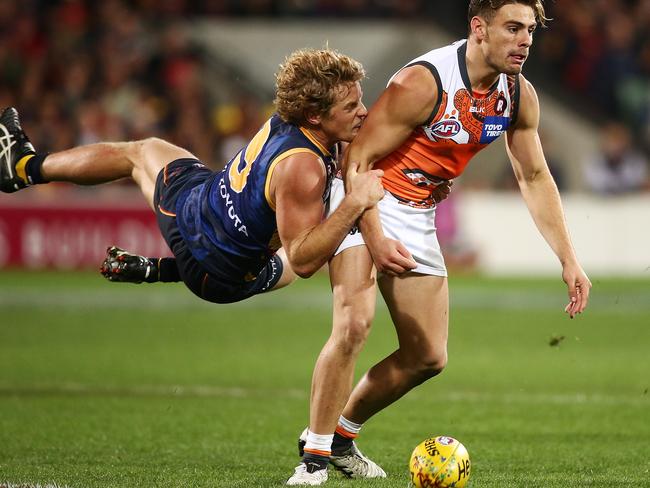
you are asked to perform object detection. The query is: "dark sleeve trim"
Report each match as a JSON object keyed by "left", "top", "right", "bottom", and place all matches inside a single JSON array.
[
  {"left": 511, "top": 74, "right": 521, "bottom": 127},
  {"left": 405, "top": 61, "right": 443, "bottom": 126}
]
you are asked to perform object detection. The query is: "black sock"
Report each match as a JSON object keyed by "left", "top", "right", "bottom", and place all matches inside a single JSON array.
[
  {"left": 25, "top": 153, "right": 49, "bottom": 184},
  {"left": 146, "top": 257, "right": 181, "bottom": 283},
  {"left": 331, "top": 432, "right": 354, "bottom": 455},
  {"left": 302, "top": 453, "right": 329, "bottom": 472}
]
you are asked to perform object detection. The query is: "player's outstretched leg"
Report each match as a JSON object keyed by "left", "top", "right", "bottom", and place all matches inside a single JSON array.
[
  {"left": 296, "top": 428, "right": 386, "bottom": 480},
  {"left": 100, "top": 246, "right": 157, "bottom": 284},
  {"left": 100, "top": 247, "right": 182, "bottom": 284},
  {"left": 0, "top": 107, "right": 36, "bottom": 193}
]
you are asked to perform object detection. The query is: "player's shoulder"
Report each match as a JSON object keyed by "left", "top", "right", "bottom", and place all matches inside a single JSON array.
[
  {"left": 412, "top": 40, "right": 462, "bottom": 67},
  {"left": 272, "top": 149, "right": 328, "bottom": 204},
  {"left": 274, "top": 148, "right": 327, "bottom": 181},
  {"left": 509, "top": 74, "right": 540, "bottom": 129},
  {"left": 388, "top": 64, "right": 439, "bottom": 106},
  {"left": 388, "top": 41, "right": 463, "bottom": 104},
  {"left": 517, "top": 74, "right": 538, "bottom": 103}
]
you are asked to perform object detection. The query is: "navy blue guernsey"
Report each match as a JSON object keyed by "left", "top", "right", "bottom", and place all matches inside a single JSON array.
[{"left": 175, "top": 114, "right": 337, "bottom": 284}]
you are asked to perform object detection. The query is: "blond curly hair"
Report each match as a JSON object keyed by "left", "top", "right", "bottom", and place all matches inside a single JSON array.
[{"left": 274, "top": 48, "right": 365, "bottom": 126}]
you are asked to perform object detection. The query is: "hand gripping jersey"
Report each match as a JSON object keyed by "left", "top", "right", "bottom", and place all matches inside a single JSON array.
[
  {"left": 175, "top": 114, "right": 337, "bottom": 283},
  {"left": 375, "top": 40, "right": 520, "bottom": 207}
]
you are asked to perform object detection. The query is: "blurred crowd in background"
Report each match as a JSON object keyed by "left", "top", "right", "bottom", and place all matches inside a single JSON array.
[
  {"left": 539, "top": 0, "right": 650, "bottom": 195},
  {"left": 0, "top": 0, "right": 648, "bottom": 196}
]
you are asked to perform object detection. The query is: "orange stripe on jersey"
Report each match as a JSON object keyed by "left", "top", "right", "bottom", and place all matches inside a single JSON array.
[
  {"left": 303, "top": 448, "right": 331, "bottom": 457},
  {"left": 300, "top": 127, "right": 332, "bottom": 157},
  {"left": 157, "top": 205, "right": 176, "bottom": 217},
  {"left": 163, "top": 164, "right": 170, "bottom": 186},
  {"left": 335, "top": 426, "right": 358, "bottom": 439},
  {"left": 374, "top": 128, "right": 485, "bottom": 204}
]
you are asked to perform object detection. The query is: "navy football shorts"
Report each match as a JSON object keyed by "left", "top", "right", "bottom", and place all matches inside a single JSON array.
[{"left": 153, "top": 158, "right": 283, "bottom": 304}]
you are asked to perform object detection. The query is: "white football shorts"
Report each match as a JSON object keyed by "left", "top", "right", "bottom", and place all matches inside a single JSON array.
[{"left": 326, "top": 178, "right": 447, "bottom": 277}]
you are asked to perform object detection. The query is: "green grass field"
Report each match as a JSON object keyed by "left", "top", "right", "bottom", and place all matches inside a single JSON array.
[{"left": 1, "top": 271, "right": 649, "bottom": 487}]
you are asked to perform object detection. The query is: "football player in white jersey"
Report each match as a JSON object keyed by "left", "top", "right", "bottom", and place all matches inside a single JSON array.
[{"left": 289, "top": 1, "right": 592, "bottom": 485}]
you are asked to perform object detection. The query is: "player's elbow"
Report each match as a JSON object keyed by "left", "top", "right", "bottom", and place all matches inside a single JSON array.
[
  {"left": 291, "top": 262, "right": 319, "bottom": 279},
  {"left": 294, "top": 268, "right": 315, "bottom": 279},
  {"left": 285, "top": 241, "right": 326, "bottom": 278}
]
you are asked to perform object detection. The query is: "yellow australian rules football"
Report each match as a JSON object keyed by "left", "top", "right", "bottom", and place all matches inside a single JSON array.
[{"left": 409, "top": 436, "right": 471, "bottom": 487}]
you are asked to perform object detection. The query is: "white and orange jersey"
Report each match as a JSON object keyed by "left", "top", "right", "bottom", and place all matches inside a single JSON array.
[{"left": 375, "top": 40, "right": 520, "bottom": 207}]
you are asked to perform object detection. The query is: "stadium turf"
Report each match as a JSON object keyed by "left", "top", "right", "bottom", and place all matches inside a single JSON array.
[{"left": 1, "top": 271, "right": 648, "bottom": 487}]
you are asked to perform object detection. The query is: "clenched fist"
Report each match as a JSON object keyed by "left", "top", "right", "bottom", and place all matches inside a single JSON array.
[{"left": 346, "top": 160, "right": 385, "bottom": 210}]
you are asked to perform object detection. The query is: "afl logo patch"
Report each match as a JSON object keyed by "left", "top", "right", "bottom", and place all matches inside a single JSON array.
[{"left": 427, "top": 119, "right": 461, "bottom": 140}]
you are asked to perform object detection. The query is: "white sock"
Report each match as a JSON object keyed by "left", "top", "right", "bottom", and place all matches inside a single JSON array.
[
  {"left": 337, "top": 415, "right": 363, "bottom": 436},
  {"left": 304, "top": 430, "right": 333, "bottom": 456}
]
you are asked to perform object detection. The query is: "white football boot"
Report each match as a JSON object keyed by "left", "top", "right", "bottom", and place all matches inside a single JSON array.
[
  {"left": 330, "top": 442, "right": 387, "bottom": 478},
  {"left": 297, "top": 427, "right": 386, "bottom": 479},
  {"left": 286, "top": 462, "right": 328, "bottom": 486}
]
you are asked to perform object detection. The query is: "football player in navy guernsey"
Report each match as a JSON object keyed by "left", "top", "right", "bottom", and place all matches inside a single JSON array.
[{"left": 0, "top": 48, "right": 384, "bottom": 305}]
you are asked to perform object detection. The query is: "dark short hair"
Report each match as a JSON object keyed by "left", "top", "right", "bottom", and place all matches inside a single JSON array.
[{"left": 468, "top": 0, "right": 549, "bottom": 27}]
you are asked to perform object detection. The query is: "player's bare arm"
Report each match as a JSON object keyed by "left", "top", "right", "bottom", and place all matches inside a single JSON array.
[
  {"left": 506, "top": 75, "right": 591, "bottom": 317},
  {"left": 344, "top": 65, "right": 444, "bottom": 274},
  {"left": 272, "top": 152, "right": 384, "bottom": 278}
]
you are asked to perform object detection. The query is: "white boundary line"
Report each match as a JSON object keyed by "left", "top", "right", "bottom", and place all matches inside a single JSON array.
[
  {"left": 0, "top": 484, "right": 73, "bottom": 488},
  {"left": 0, "top": 382, "right": 647, "bottom": 407},
  {"left": 1, "top": 287, "right": 649, "bottom": 312}
]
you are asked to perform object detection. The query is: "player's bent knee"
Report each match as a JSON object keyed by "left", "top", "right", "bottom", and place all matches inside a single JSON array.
[
  {"left": 331, "top": 316, "right": 373, "bottom": 356},
  {"left": 139, "top": 137, "right": 175, "bottom": 162},
  {"left": 344, "top": 320, "right": 372, "bottom": 349},
  {"left": 124, "top": 138, "right": 159, "bottom": 169},
  {"left": 130, "top": 137, "right": 197, "bottom": 183},
  {"left": 411, "top": 351, "right": 448, "bottom": 384},
  {"left": 139, "top": 137, "right": 196, "bottom": 167}
]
